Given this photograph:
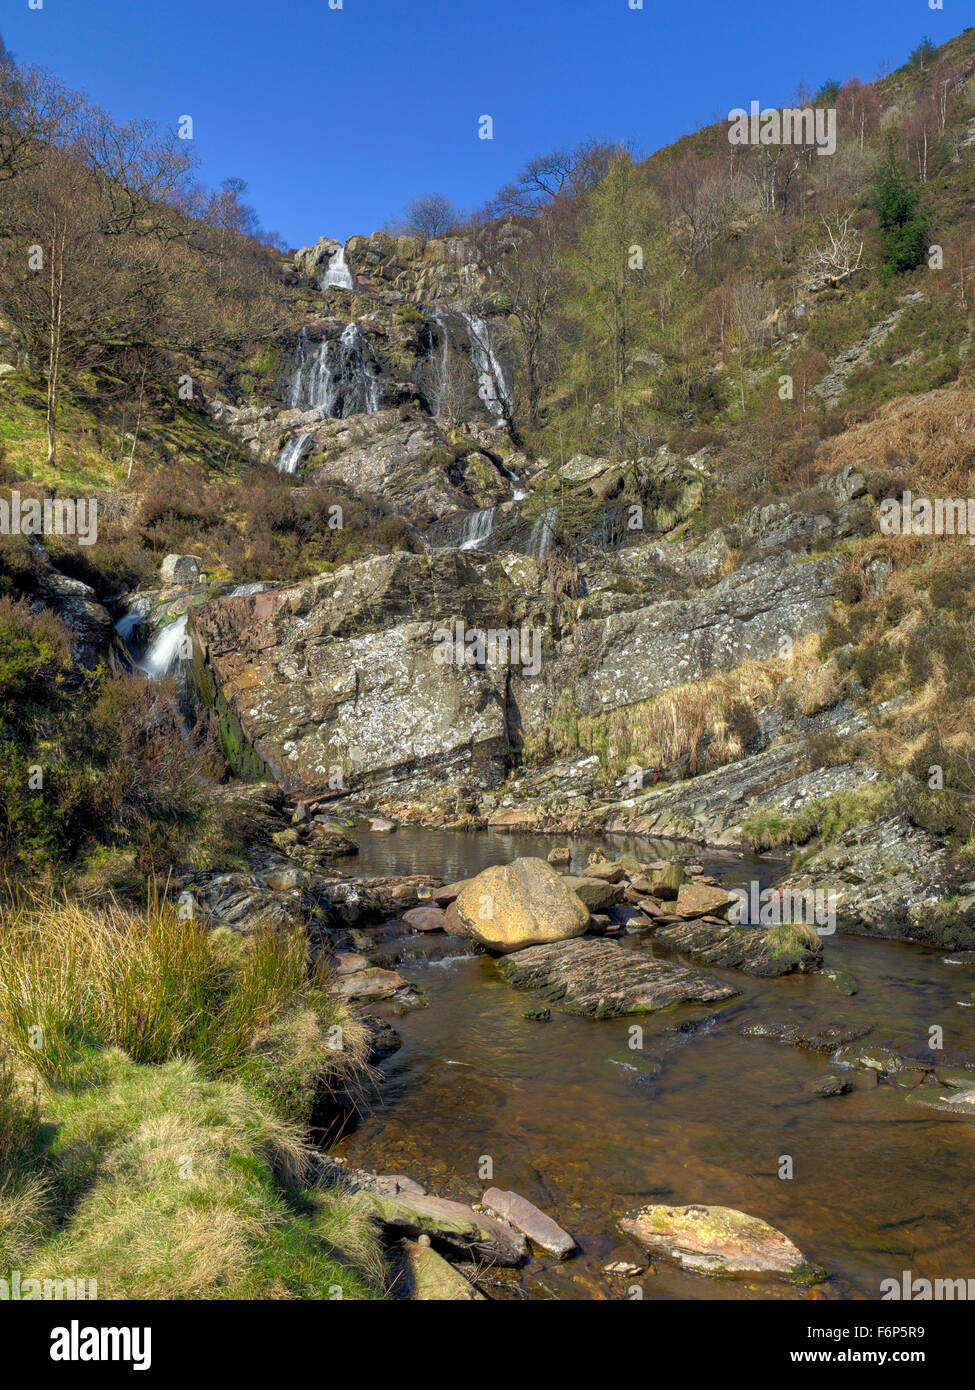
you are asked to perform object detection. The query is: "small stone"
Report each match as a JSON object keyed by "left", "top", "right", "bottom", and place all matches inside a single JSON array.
[{"left": 805, "top": 1073, "right": 853, "bottom": 1097}]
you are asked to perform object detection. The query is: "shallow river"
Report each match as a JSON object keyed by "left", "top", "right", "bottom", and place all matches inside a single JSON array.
[{"left": 336, "top": 827, "right": 975, "bottom": 1300}]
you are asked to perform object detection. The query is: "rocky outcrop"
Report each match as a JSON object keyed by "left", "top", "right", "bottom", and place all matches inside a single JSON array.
[
  {"left": 496, "top": 937, "right": 736, "bottom": 1017},
  {"left": 305, "top": 406, "right": 512, "bottom": 526},
  {"left": 780, "top": 814, "right": 962, "bottom": 944},
  {"left": 188, "top": 550, "right": 524, "bottom": 796},
  {"left": 512, "top": 553, "right": 840, "bottom": 739},
  {"left": 454, "top": 858, "right": 589, "bottom": 953}
]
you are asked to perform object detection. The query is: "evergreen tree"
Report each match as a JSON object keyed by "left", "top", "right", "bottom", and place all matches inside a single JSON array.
[{"left": 872, "top": 136, "right": 930, "bottom": 277}]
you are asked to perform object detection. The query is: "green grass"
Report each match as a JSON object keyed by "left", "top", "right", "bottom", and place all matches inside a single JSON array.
[
  {"left": 0, "top": 893, "right": 385, "bottom": 1299},
  {"left": 1, "top": 1048, "right": 384, "bottom": 1299},
  {"left": 742, "top": 783, "right": 893, "bottom": 853}
]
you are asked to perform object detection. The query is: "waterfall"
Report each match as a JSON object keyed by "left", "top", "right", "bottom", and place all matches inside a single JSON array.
[
  {"left": 119, "top": 614, "right": 189, "bottom": 680},
  {"left": 284, "top": 323, "right": 384, "bottom": 418},
  {"left": 431, "top": 309, "right": 451, "bottom": 420},
  {"left": 321, "top": 244, "right": 354, "bottom": 290},
  {"left": 527, "top": 508, "right": 556, "bottom": 560},
  {"left": 115, "top": 608, "right": 145, "bottom": 645},
  {"left": 457, "top": 507, "right": 496, "bottom": 551},
  {"left": 276, "top": 431, "right": 313, "bottom": 475},
  {"left": 460, "top": 312, "right": 511, "bottom": 420}
]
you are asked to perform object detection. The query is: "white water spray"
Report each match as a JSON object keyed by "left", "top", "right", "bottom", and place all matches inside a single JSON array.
[{"left": 320, "top": 244, "right": 354, "bottom": 290}]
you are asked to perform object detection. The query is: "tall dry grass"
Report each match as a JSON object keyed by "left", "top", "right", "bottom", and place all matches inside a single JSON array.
[{"left": 0, "top": 891, "right": 363, "bottom": 1094}]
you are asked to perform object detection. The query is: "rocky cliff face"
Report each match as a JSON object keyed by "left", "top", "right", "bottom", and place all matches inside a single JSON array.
[{"left": 175, "top": 219, "right": 970, "bottom": 946}]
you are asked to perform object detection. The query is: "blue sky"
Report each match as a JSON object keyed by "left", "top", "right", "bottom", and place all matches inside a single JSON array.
[{"left": 1, "top": 0, "right": 960, "bottom": 248}]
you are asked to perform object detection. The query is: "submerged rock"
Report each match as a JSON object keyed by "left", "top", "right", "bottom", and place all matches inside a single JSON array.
[
  {"left": 455, "top": 857, "right": 589, "bottom": 954},
  {"left": 740, "top": 1020, "right": 871, "bottom": 1050},
  {"left": 497, "top": 937, "right": 736, "bottom": 1018},
  {"left": 619, "top": 1203, "right": 824, "bottom": 1282},
  {"left": 657, "top": 918, "right": 821, "bottom": 976},
  {"left": 805, "top": 1074, "right": 854, "bottom": 1097}
]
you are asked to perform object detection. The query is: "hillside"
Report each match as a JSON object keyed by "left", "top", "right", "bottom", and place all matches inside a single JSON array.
[{"left": 3, "top": 22, "right": 975, "bottom": 1306}]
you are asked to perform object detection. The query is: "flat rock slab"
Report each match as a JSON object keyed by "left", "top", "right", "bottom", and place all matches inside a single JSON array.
[
  {"left": 352, "top": 1189, "right": 527, "bottom": 1266},
  {"left": 739, "top": 1020, "right": 871, "bottom": 1051},
  {"left": 482, "top": 1188, "right": 576, "bottom": 1259},
  {"left": 332, "top": 966, "right": 415, "bottom": 1003},
  {"left": 496, "top": 938, "right": 736, "bottom": 1018},
  {"left": 656, "top": 919, "right": 820, "bottom": 976},
  {"left": 905, "top": 1086, "right": 975, "bottom": 1117},
  {"left": 619, "top": 1203, "right": 824, "bottom": 1282}
]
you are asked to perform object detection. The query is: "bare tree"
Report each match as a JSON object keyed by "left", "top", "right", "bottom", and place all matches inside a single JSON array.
[
  {"left": 489, "top": 138, "right": 617, "bottom": 216},
  {"left": 0, "top": 56, "right": 82, "bottom": 189},
  {"left": 402, "top": 193, "right": 461, "bottom": 240},
  {"left": 801, "top": 213, "right": 865, "bottom": 289},
  {"left": 480, "top": 209, "right": 566, "bottom": 429}
]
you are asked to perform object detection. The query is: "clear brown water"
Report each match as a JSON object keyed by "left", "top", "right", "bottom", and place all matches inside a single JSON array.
[{"left": 338, "top": 827, "right": 975, "bottom": 1300}]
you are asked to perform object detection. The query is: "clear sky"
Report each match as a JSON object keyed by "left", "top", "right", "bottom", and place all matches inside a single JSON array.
[{"left": 1, "top": 0, "right": 961, "bottom": 249}]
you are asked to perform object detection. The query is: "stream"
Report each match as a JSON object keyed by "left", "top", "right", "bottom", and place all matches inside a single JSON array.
[{"left": 336, "top": 827, "right": 975, "bottom": 1300}]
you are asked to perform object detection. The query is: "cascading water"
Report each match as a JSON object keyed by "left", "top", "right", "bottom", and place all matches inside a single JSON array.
[
  {"left": 284, "top": 323, "right": 384, "bottom": 418},
  {"left": 120, "top": 613, "right": 189, "bottom": 680},
  {"left": 276, "top": 431, "right": 313, "bottom": 475},
  {"left": 430, "top": 308, "right": 452, "bottom": 420},
  {"left": 460, "top": 311, "right": 512, "bottom": 420},
  {"left": 457, "top": 507, "right": 496, "bottom": 551},
  {"left": 274, "top": 321, "right": 385, "bottom": 468},
  {"left": 527, "top": 507, "right": 557, "bottom": 560},
  {"left": 320, "top": 244, "right": 354, "bottom": 290}
]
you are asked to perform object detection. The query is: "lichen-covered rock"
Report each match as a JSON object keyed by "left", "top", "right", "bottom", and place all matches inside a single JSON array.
[
  {"left": 455, "top": 857, "right": 589, "bottom": 953},
  {"left": 619, "top": 1203, "right": 823, "bottom": 1282},
  {"left": 160, "top": 554, "right": 202, "bottom": 585},
  {"left": 564, "top": 875, "right": 626, "bottom": 911},
  {"left": 189, "top": 550, "right": 520, "bottom": 796}
]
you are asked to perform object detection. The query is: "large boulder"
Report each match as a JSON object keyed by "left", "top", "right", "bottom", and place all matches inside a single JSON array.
[
  {"left": 160, "top": 554, "right": 202, "bottom": 585},
  {"left": 619, "top": 1203, "right": 823, "bottom": 1282},
  {"left": 454, "top": 857, "right": 589, "bottom": 954}
]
